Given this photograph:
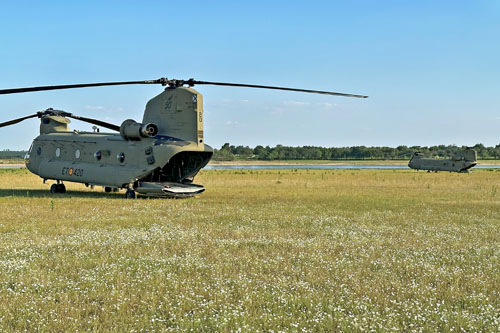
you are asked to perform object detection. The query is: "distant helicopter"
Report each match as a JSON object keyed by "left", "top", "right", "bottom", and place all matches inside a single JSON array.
[
  {"left": 0, "top": 78, "right": 367, "bottom": 198},
  {"left": 408, "top": 148, "right": 477, "bottom": 173}
]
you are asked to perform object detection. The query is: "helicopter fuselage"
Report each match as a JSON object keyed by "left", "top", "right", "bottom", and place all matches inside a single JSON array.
[
  {"left": 24, "top": 86, "right": 213, "bottom": 197},
  {"left": 408, "top": 149, "right": 477, "bottom": 173},
  {"left": 26, "top": 131, "right": 212, "bottom": 196}
]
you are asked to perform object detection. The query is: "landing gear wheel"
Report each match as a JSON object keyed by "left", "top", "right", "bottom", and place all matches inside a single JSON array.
[
  {"left": 57, "top": 184, "right": 66, "bottom": 193},
  {"left": 104, "top": 186, "right": 112, "bottom": 193},
  {"left": 50, "top": 184, "right": 66, "bottom": 194},
  {"left": 125, "top": 189, "right": 136, "bottom": 199}
]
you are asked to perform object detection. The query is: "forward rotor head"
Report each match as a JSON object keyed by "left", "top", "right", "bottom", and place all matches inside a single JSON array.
[{"left": 0, "top": 108, "right": 120, "bottom": 131}]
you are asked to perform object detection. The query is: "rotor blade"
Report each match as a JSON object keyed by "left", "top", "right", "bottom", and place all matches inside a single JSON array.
[
  {"left": 0, "top": 79, "right": 165, "bottom": 95},
  {"left": 0, "top": 78, "right": 368, "bottom": 98},
  {"left": 189, "top": 80, "right": 368, "bottom": 98},
  {"left": 65, "top": 114, "right": 120, "bottom": 132},
  {"left": 0, "top": 113, "right": 39, "bottom": 128}
]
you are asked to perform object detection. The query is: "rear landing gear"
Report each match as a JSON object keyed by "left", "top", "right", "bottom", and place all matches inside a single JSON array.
[
  {"left": 125, "top": 188, "right": 136, "bottom": 199},
  {"left": 50, "top": 183, "right": 66, "bottom": 194}
]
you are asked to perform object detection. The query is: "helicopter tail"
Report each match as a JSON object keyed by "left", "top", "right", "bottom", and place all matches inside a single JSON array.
[{"left": 142, "top": 87, "right": 204, "bottom": 146}]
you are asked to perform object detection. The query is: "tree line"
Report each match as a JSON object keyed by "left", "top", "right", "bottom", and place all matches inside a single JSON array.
[
  {"left": 3, "top": 145, "right": 500, "bottom": 161},
  {"left": 0, "top": 150, "right": 27, "bottom": 159},
  {"left": 213, "top": 143, "right": 500, "bottom": 161}
]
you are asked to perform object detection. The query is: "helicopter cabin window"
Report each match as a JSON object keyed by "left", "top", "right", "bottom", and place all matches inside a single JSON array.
[
  {"left": 117, "top": 152, "right": 125, "bottom": 163},
  {"left": 55, "top": 148, "right": 61, "bottom": 157},
  {"left": 75, "top": 149, "right": 81, "bottom": 159},
  {"left": 94, "top": 151, "right": 102, "bottom": 161},
  {"left": 37, "top": 146, "right": 42, "bottom": 156}
]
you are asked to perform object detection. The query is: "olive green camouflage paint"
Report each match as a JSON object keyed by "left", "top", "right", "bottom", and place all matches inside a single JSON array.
[
  {"left": 25, "top": 87, "right": 213, "bottom": 196},
  {"left": 408, "top": 148, "right": 477, "bottom": 173}
]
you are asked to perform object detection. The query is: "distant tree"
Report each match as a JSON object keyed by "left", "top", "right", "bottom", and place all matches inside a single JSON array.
[
  {"left": 234, "top": 145, "right": 253, "bottom": 157},
  {"left": 212, "top": 143, "right": 235, "bottom": 161},
  {"left": 253, "top": 145, "right": 266, "bottom": 157}
]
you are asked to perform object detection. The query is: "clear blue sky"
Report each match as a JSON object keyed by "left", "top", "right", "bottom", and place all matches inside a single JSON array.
[{"left": 0, "top": 1, "right": 499, "bottom": 150}]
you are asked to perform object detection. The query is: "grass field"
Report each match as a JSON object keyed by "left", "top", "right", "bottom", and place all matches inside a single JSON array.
[{"left": 0, "top": 168, "right": 499, "bottom": 331}]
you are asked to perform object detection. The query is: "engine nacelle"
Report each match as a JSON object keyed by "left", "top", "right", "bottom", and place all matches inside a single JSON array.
[{"left": 119, "top": 119, "right": 158, "bottom": 140}]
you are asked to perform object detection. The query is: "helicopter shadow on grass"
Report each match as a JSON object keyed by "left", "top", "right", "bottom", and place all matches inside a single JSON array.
[
  {"left": 0, "top": 189, "right": 123, "bottom": 199},
  {"left": 0, "top": 189, "right": 182, "bottom": 200}
]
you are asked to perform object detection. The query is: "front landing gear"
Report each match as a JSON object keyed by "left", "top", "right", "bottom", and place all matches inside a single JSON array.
[
  {"left": 50, "top": 183, "right": 66, "bottom": 194},
  {"left": 125, "top": 188, "right": 136, "bottom": 199}
]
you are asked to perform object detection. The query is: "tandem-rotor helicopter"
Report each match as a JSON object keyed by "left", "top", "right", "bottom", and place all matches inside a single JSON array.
[
  {"left": 0, "top": 78, "right": 367, "bottom": 198},
  {"left": 408, "top": 147, "right": 477, "bottom": 173}
]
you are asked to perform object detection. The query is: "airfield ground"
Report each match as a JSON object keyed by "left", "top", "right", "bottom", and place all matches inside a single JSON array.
[{"left": 0, "top": 168, "right": 499, "bottom": 331}]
